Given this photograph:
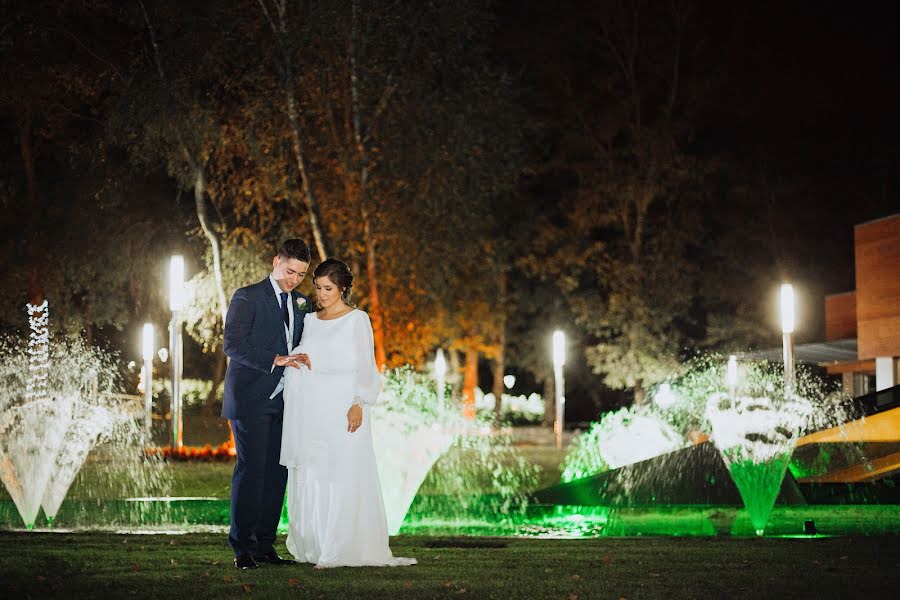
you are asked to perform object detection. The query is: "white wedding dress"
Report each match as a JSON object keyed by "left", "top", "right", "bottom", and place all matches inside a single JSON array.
[{"left": 280, "top": 309, "right": 416, "bottom": 568}]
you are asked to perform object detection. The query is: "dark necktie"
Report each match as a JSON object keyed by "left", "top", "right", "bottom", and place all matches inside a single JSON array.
[{"left": 280, "top": 292, "right": 290, "bottom": 329}]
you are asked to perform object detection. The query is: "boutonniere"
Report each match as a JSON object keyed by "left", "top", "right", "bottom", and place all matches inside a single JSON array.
[{"left": 295, "top": 297, "right": 308, "bottom": 313}]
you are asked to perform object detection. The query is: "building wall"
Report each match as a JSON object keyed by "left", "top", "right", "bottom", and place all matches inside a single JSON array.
[
  {"left": 825, "top": 291, "right": 857, "bottom": 341},
  {"left": 855, "top": 214, "right": 900, "bottom": 360}
]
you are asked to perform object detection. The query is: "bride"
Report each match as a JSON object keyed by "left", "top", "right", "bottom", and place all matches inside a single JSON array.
[{"left": 279, "top": 258, "right": 416, "bottom": 568}]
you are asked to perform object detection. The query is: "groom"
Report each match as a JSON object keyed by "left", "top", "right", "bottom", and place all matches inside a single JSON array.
[{"left": 222, "top": 238, "right": 312, "bottom": 569}]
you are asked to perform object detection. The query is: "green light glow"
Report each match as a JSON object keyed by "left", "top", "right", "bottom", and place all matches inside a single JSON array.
[{"left": 724, "top": 451, "right": 793, "bottom": 536}]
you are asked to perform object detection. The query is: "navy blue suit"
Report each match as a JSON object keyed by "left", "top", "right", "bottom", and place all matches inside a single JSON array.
[{"left": 222, "top": 277, "right": 308, "bottom": 558}]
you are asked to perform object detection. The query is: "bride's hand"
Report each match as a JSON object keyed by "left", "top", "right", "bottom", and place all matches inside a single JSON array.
[{"left": 347, "top": 403, "right": 363, "bottom": 433}]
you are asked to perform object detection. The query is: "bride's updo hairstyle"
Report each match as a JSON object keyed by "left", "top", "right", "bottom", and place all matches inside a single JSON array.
[{"left": 313, "top": 258, "right": 355, "bottom": 305}]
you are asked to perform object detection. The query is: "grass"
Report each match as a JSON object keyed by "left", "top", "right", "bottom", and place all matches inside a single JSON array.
[
  {"left": 4, "top": 430, "right": 898, "bottom": 597},
  {"left": 1, "top": 531, "right": 898, "bottom": 599},
  {"left": 167, "top": 462, "right": 235, "bottom": 498}
]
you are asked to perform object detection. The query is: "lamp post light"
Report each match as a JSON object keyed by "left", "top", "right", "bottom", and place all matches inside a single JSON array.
[
  {"left": 780, "top": 283, "right": 796, "bottom": 390},
  {"left": 434, "top": 349, "right": 447, "bottom": 421},
  {"left": 142, "top": 323, "right": 155, "bottom": 444},
  {"left": 552, "top": 330, "right": 566, "bottom": 449},
  {"left": 169, "top": 255, "right": 185, "bottom": 449},
  {"left": 726, "top": 354, "right": 739, "bottom": 399}
]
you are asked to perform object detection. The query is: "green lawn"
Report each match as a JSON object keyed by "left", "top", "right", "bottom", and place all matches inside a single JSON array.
[
  {"left": 167, "top": 462, "right": 235, "bottom": 498},
  {"left": 2, "top": 532, "right": 897, "bottom": 599},
  {"left": 160, "top": 445, "right": 567, "bottom": 498}
]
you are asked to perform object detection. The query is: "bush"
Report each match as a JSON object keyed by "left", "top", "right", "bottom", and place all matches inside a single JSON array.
[{"left": 474, "top": 388, "right": 545, "bottom": 425}]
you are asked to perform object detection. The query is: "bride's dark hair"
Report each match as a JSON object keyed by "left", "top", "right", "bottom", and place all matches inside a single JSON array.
[{"left": 313, "top": 258, "right": 355, "bottom": 305}]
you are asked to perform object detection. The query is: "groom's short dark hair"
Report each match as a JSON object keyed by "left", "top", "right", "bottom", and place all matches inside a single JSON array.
[{"left": 277, "top": 239, "right": 311, "bottom": 263}]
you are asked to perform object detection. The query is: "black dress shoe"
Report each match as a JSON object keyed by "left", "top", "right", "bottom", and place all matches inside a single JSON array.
[
  {"left": 253, "top": 551, "right": 297, "bottom": 566},
  {"left": 234, "top": 555, "right": 259, "bottom": 570}
]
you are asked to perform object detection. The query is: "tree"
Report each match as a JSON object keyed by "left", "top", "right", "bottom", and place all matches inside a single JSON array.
[
  {"left": 519, "top": 0, "right": 720, "bottom": 403},
  {"left": 0, "top": 0, "right": 187, "bottom": 339},
  {"left": 0, "top": 0, "right": 124, "bottom": 305},
  {"left": 256, "top": 0, "right": 331, "bottom": 260}
]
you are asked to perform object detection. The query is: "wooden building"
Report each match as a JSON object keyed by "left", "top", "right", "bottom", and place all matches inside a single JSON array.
[{"left": 823, "top": 213, "right": 900, "bottom": 395}]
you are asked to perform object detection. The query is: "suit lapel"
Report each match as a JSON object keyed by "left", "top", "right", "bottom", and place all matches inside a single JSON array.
[
  {"left": 260, "top": 277, "right": 289, "bottom": 352},
  {"left": 290, "top": 291, "right": 304, "bottom": 346},
  {"left": 262, "top": 277, "right": 281, "bottom": 315}
]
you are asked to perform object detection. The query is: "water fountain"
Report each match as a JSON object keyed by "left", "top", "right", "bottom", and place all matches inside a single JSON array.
[
  {"left": 369, "top": 367, "right": 539, "bottom": 535},
  {"left": 371, "top": 367, "right": 455, "bottom": 534},
  {"left": 541, "top": 355, "right": 893, "bottom": 536},
  {"left": 0, "top": 302, "right": 170, "bottom": 529},
  {"left": 704, "top": 359, "right": 812, "bottom": 535},
  {"left": 3, "top": 301, "right": 891, "bottom": 538}
]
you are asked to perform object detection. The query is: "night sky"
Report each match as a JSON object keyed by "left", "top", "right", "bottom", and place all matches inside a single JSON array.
[{"left": 497, "top": 0, "right": 899, "bottom": 298}]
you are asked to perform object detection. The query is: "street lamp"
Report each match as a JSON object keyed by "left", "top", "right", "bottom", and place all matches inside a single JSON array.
[
  {"left": 653, "top": 383, "right": 678, "bottom": 410},
  {"left": 434, "top": 349, "right": 447, "bottom": 421},
  {"left": 142, "top": 323, "right": 155, "bottom": 444},
  {"left": 169, "top": 255, "right": 185, "bottom": 449},
  {"left": 552, "top": 330, "right": 566, "bottom": 449},
  {"left": 726, "top": 354, "right": 739, "bottom": 398},
  {"left": 780, "top": 283, "right": 796, "bottom": 390}
]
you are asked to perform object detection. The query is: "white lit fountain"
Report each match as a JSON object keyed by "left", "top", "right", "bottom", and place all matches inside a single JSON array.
[
  {"left": 0, "top": 302, "right": 165, "bottom": 529},
  {"left": 372, "top": 366, "right": 455, "bottom": 534},
  {"left": 369, "top": 364, "right": 538, "bottom": 535}
]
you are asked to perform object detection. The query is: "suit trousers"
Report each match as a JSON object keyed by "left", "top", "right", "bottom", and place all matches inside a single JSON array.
[{"left": 228, "top": 402, "right": 287, "bottom": 558}]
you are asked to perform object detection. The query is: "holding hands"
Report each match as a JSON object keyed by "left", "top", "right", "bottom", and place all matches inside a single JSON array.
[{"left": 274, "top": 353, "right": 311, "bottom": 369}]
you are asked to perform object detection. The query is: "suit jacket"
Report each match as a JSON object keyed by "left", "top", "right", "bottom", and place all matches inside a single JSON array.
[{"left": 221, "top": 277, "right": 309, "bottom": 419}]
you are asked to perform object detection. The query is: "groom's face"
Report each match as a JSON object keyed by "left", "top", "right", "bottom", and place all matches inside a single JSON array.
[{"left": 272, "top": 256, "right": 309, "bottom": 292}]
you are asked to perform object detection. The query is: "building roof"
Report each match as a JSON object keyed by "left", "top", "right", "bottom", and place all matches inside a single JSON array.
[{"left": 738, "top": 338, "right": 858, "bottom": 364}]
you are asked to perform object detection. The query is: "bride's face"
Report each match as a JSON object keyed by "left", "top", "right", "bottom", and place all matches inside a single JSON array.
[{"left": 314, "top": 276, "right": 343, "bottom": 310}]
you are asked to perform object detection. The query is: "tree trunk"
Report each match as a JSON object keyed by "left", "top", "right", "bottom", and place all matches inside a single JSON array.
[
  {"left": 449, "top": 347, "right": 461, "bottom": 403},
  {"left": 543, "top": 376, "right": 554, "bottom": 427},
  {"left": 141, "top": 0, "right": 230, "bottom": 326},
  {"left": 259, "top": 0, "right": 331, "bottom": 260},
  {"left": 491, "top": 269, "right": 508, "bottom": 424},
  {"left": 633, "top": 378, "right": 645, "bottom": 404},
  {"left": 491, "top": 357, "right": 504, "bottom": 425},
  {"left": 204, "top": 347, "right": 226, "bottom": 416},
  {"left": 348, "top": 1, "right": 387, "bottom": 369},
  {"left": 362, "top": 208, "right": 388, "bottom": 369},
  {"left": 462, "top": 348, "right": 479, "bottom": 421},
  {"left": 193, "top": 168, "right": 228, "bottom": 325},
  {"left": 284, "top": 87, "right": 330, "bottom": 260}
]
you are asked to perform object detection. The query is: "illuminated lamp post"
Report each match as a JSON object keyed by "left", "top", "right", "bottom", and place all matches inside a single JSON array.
[
  {"left": 726, "top": 354, "right": 739, "bottom": 399},
  {"left": 780, "top": 283, "right": 796, "bottom": 390},
  {"left": 169, "top": 256, "right": 185, "bottom": 449},
  {"left": 552, "top": 330, "right": 566, "bottom": 449},
  {"left": 142, "top": 323, "right": 155, "bottom": 443},
  {"left": 434, "top": 349, "right": 447, "bottom": 421}
]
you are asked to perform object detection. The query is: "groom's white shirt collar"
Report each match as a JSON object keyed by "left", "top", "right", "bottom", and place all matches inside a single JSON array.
[{"left": 268, "top": 273, "right": 285, "bottom": 300}]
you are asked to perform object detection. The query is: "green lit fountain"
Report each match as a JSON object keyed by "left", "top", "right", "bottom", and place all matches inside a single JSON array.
[{"left": 705, "top": 357, "right": 812, "bottom": 535}]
